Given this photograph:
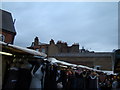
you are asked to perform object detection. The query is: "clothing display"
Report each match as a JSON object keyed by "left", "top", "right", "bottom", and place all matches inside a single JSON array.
[
  {"left": 2, "top": 58, "right": 120, "bottom": 90},
  {"left": 2, "top": 60, "right": 33, "bottom": 90},
  {"left": 30, "top": 65, "right": 43, "bottom": 88},
  {"left": 44, "top": 62, "right": 58, "bottom": 90},
  {"left": 3, "top": 67, "right": 19, "bottom": 89},
  {"left": 16, "top": 62, "right": 32, "bottom": 89}
]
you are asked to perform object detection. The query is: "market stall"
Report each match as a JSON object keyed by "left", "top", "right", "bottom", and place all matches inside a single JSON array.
[
  {"left": 45, "top": 58, "right": 119, "bottom": 89},
  {"left": 0, "top": 41, "right": 119, "bottom": 89},
  {"left": 0, "top": 41, "right": 47, "bottom": 89}
]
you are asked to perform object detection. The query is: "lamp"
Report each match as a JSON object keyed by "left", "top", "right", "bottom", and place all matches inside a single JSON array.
[{"left": 0, "top": 51, "right": 12, "bottom": 56}]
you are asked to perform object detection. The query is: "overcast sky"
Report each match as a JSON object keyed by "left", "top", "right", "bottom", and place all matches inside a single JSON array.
[{"left": 1, "top": 2, "right": 118, "bottom": 52}]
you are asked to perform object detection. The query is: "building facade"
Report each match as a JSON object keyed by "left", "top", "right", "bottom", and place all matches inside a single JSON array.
[
  {"left": 0, "top": 9, "right": 16, "bottom": 44},
  {"left": 28, "top": 37, "right": 79, "bottom": 56},
  {"left": 28, "top": 37, "right": 114, "bottom": 71}
]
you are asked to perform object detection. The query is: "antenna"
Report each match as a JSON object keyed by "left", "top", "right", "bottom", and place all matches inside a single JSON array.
[{"left": 13, "top": 19, "right": 16, "bottom": 25}]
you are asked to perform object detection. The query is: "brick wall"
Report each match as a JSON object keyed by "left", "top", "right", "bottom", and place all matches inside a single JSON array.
[
  {"left": 48, "top": 44, "right": 58, "bottom": 56},
  {"left": 0, "top": 29, "right": 15, "bottom": 44}
]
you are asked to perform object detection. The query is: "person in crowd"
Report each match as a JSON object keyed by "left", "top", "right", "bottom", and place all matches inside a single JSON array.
[
  {"left": 112, "top": 78, "right": 119, "bottom": 89},
  {"left": 99, "top": 73, "right": 106, "bottom": 90},
  {"left": 87, "top": 71, "right": 99, "bottom": 90},
  {"left": 56, "top": 68, "right": 68, "bottom": 90},
  {"left": 105, "top": 75, "right": 113, "bottom": 90}
]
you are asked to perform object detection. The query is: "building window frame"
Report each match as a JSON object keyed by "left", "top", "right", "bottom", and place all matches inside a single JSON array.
[{"left": 0, "top": 34, "right": 5, "bottom": 42}]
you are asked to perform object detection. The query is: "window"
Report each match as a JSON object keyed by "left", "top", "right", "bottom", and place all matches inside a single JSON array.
[
  {"left": 0, "top": 34, "right": 5, "bottom": 42},
  {"left": 41, "top": 48, "right": 45, "bottom": 53}
]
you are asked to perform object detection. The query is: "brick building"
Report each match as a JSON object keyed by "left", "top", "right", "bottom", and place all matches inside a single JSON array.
[
  {"left": 0, "top": 9, "right": 16, "bottom": 44},
  {"left": 28, "top": 37, "right": 114, "bottom": 71},
  {"left": 28, "top": 37, "right": 79, "bottom": 56}
]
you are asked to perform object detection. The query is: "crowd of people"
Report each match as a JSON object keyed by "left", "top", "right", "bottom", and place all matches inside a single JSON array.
[
  {"left": 56, "top": 66, "right": 120, "bottom": 90},
  {"left": 2, "top": 58, "right": 120, "bottom": 90}
]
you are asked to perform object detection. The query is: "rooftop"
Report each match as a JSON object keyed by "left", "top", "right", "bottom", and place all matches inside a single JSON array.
[
  {"left": 52, "top": 52, "right": 114, "bottom": 57},
  {"left": 0, "top": 9, "right": 16, "bottom": 34}
]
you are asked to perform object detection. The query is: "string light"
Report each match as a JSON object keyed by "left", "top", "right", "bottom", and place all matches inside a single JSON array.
[{"left": 0, "top": 51, "right": 12, "bottom": 56}]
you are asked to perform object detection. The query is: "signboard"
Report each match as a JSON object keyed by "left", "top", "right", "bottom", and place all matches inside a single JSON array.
[{"left": 114, "top": 49, "right": 120, "bottom": 73}]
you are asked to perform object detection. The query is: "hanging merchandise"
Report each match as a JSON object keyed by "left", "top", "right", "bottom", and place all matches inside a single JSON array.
[
  {"left": 1, "top": 41, "right": 47, "bottom": 90},
  {"left": 1, "top": 41, "right": 120, "bottom": 90}
]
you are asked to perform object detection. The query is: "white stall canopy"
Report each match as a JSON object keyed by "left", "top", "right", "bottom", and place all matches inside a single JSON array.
[
  {"left": 47, "top": 58, "right": 116, "bottom": 75},
  {"left": 0, "top": 41, "right": 47, "bottom": 57}
]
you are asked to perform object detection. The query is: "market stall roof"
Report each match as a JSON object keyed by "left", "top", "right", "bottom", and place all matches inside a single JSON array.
[
  {"left": 0, "top": 41, "right": 47, "bottom": 57},
  {"left": 48, "top": 58, "right": 95, "bottom": 70},
  {"left": 48, "top": 58, "right": 116, "bottom": 75}
]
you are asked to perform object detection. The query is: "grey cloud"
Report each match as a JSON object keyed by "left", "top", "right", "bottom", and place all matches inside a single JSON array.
[{"left": 1, "top": 2, "right": 118, "bottom": 51}]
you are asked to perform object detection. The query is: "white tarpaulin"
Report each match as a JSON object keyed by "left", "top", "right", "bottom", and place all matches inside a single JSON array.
[
  {"left": 0, "top": 41, "right": 47, "bottom": 57},
  {"left": 48, "top": 58, "right": 116, "bottom": 75}
]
